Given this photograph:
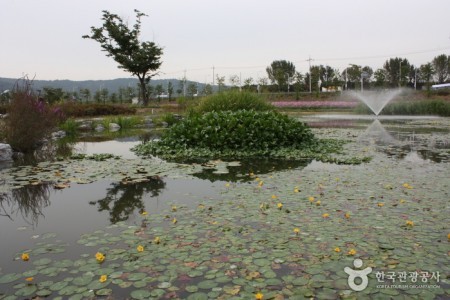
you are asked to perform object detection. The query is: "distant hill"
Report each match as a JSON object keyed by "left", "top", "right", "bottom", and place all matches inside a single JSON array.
[{"left": 0, "top": 77, "right": 209, "bottom": 94}]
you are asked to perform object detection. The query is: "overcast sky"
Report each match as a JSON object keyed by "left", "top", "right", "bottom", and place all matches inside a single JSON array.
[{"left": 1, "top": 0, "right": 450, "bottom": 84}]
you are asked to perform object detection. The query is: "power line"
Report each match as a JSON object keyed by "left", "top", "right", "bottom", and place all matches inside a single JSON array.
[{"left": 159, "top": 46, "right": 450, "bottom": 80}]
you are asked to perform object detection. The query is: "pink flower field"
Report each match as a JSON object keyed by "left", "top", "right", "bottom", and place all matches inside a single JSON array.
[{"left": 271, "top": 101, "right": 358, "bottom": 108}]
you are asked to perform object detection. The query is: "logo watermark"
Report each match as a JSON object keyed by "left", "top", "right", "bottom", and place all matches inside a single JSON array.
[
  {"left": 344, "top": 259, "right": 441, "bottom": 292},
  {"left": 344, "top": 259, "right": 372, "bottom": 291}
]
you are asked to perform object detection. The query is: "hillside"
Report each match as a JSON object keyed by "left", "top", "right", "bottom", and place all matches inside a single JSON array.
[{"left": 0, "top": 77, "right": 207, "bottom": 94}]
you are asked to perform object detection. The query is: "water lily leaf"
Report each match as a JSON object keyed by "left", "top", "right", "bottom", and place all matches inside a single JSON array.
[
  {"left": 127, "top": 272, "right": 147, "bottom": 281},
  {"left": 130, "top": 289, "right": 151, "bottom": 299},
  {"left": 50, "top": 281, "right": 69, "bottom": 291},
  {"left": 197, "top": 280, "right": 217, "bottom": 289},
  {"left": 72, "top": 275, "right": 93, "bottom": 286},
  {"left": 0, "top": 273, "right": 22, "bottom": 284},
  {"left": 95, "top": 288, "right": 112, "bottom": 296},
  {"left": 187, "top": 292, "right": 208, "bottom": 300},
  {"left": 15, "top": 285, "right": 37, "bottom": 296},
  {"left": 36, "top": 289, "right": 53, "bottom": 296},
  {"left": 33, "top": 258, "right": 52, "bottom": 266}
]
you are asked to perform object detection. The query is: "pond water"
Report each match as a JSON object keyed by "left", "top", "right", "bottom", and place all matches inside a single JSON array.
[{"left": 0, "top": 115, "right": 449, "bottom": 299}]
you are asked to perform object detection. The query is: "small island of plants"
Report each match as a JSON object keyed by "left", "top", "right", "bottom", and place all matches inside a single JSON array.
[{"left": 133, "top": 91, "right": 369, "bottom": 164}]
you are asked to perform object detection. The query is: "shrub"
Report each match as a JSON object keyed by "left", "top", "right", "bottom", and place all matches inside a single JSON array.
[
  {"left": 58, "top": 102, "right": 136, "bottom": 117},
  {"left": 133, "top": 110, "right": 316, "bottom": 159},
  {"left": 194, "top": 91, "right": 274, "bottom": 114},
  {"left": 5, "top": 79, "right": 64, "bottom": 152}
]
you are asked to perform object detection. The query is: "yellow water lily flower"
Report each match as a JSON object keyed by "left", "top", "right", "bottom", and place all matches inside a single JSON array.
[
  {"left": 406, "top": 220, "right": 414, "bottom": 227},
  {"left": 172, "top": 218, "right": 177, "bottom": 224},
  {"left": 322, "top": 213, "right": 329, "bottom": 218},
  {"left": 447, "top": 233, "right": 450, "bottom": 240},
  {"left": 21, "top": 253, "right": 29, "bottom": 261},
  {"left": 137, "top": 245, "right": 144, "bottom": 252},
  {"left": 308, "top": 196, "right": 315, "bottom": 202},
  {"left": 271, "top": 195, "right": 277, "bottom": 199},
  {"left": 400, "top": 199, "right": 406, "bottom": 203},
  {"left": 255, "top": 292, "right": 264, "bottom": 300},
  {"left": 25, "top": 277, "right": 34, "bottom": 282},
  {"left": 315, "top": 200, "right": 321, "bottom": 206},
  {"left": 377, "top": 202, "right": 384, "bottom": 207},
  {"left": 140, "top": 211, "right": 148, "bottom": 216},
  {"left": 198, "top": 204, "right": 205, "bottom": 209},
  {"left": 154, "top": 236, "right": 161, "bottom": 244},
  {"left": 402, "top": 183, "right": 413, "bottom": 189},
  {"left": 225, "top": 183, "right": 230, "bottom": 187},
  {"left": 348, "top": 249, "right": 357, "bottom": 256},
  {"left": 334, "top": 247, "right": 341, "bottom": 253},
  {"left": 345, "top": 212, "right": 351, "bottom": 219},
  {"left": 258, "top": 181, "right": 264, "bottom": 187},
  {"left": 277, "top": 202, "right": 283, "bottom": 210},
  {"left": 171, "top": 205, "right": 177, "bottom": 212},
  {"left": 95, "top": 252, "right": 105, "bottom": 263},
  {"left": 294, "top": 187, "right": 300, "bottom": 193},
  {"left": 293, "top": 228, "right": 300, "bottom": 234},
  {"left": 99, "top": 275, "right": 107, "bottom": 283}
]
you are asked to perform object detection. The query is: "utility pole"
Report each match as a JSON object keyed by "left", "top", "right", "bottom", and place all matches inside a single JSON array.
[
  {"left": 306, "top": 56, "right": 314, "bottom": 93},
  {"left": 183, "top": 69, "right": 187, "bottom": 97},
  {"left": 212, "top": 66, "right": 215, "bottom": 86}
]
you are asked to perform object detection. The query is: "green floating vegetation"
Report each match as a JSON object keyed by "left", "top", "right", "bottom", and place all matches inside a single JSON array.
[{"left": 133, "top": 110, "right": 368, "bottom": 164}]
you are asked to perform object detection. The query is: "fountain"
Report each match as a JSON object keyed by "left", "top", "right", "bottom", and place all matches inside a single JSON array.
[{"left": 348, "top": 88, "right": 403, "bottom": 116}]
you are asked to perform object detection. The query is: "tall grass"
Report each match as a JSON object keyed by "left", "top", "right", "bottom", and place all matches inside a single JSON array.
[
  {"left": 101, "top": 116, "right": 142, "bottom": 129},
  {"left": 194, "top": 91, "right": 274, "bottom": 114},
  {"left": 355, "top": 99, "right": 450, "bottom": 116},
  {"left": 59, "top": 118, "right": 78, "bottom": 135}
]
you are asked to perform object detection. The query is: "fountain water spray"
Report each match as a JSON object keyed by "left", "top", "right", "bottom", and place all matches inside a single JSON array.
[{"left": 348, "top": 89, "right": 403, "bottom": 116}]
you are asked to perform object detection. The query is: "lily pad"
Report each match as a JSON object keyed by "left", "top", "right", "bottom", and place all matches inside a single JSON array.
[
  {"left": 130, "top": 289, "right": 152, "bottom": 299},
  {"left": 0, "top": 273, "right": 22, "bottom": 284}
]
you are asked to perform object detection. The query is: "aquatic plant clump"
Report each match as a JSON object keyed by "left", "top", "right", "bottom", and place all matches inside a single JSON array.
[{"left": 134, "top": 110, "right": 319, "bottom": 158}]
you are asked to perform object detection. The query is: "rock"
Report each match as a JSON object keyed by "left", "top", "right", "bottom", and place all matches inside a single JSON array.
[
  {"left": 109, "top": 123, "right": 121, "bottom": 132},
  {"left": 95, "top": 124, "right": 105, "bottom": 132},
  {"left": 78, "top": 122, "right": 92, "bottom": 131},
  {"left": 51, "top": 130, "right": 66, "bottom": 139},
  {"left": 0, "top": 143, "right": 13, "bottom": 161}
]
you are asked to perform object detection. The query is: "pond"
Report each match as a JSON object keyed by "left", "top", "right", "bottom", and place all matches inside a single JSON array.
[{"left": 0, "top": 115, "right": 449, "bottom": 299}]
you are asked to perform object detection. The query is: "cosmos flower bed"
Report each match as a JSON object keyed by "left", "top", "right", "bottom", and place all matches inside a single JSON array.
[{"left": 272, "top": 101, "right": 358, "bottom": 109}]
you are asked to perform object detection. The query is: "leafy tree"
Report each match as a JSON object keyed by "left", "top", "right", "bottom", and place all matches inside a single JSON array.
[
  {"left": 79, "top": 88, "right": 91, "bottom": 103},
  {"left": 373, "top": 68, "right": 388, "bottom": 88},
  {"left": 419, "top": 63, "right": 435, "bottom": 92},
  {"left": 155, "top": 84, "right": 164, "bottom": 100},
  {"left": 167, "top": 81, "right": 174, "bottom": 100},
  {"left": 266, "top": 60, "right": 296, "bottom": 91},
  {"left": 83, "top": 10, "right": 163, "bottom": 105},
  {"left": 243, "top": 77, "right": 254, "bottom": 91},
  {"left": 187, "top": 83, "right": 197, "bottom": 98},
  {"left": 229, "top": 75, "right": 240, "bottom": 89},
  {"left": 109, "top": 92, "right": 118, "bottom": 103},
  {"left": 432, "top": 54, "right": 450, "bottom": 83},
  {"left": 42, "top": 87, "right": 64, "bottom": 104},
  {"left": 383, "top": 57, "right": 410, "bottom": 87},
  {"left": 216, "top": 75, "right": 226, "bottom": 92},
  {"left": 201, "top": 84, "right": 213, "bottom": 96}
]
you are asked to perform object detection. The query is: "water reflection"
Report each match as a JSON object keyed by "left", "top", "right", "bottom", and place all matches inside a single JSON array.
[
  {"left": 191, "top": 158, "right": 312, "bottom": 182},
  {"left": 89, "top": 177, "right": 166, "bottom": 223},
  {"left": 358, "top": 119, "right": 449, "bottom": 163},
  {"left": 0, "top": 183, "right": 51, "bottom": 226}
]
